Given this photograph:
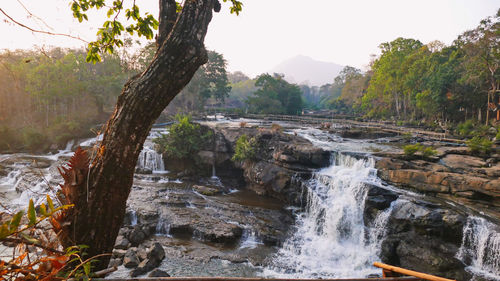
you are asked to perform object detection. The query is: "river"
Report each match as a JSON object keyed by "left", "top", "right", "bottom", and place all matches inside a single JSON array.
[{"left": 0, "top": 120, "right": 499, "bottom": 280}]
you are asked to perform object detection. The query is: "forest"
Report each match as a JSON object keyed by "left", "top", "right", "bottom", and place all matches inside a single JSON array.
[{"left": 0, "top": 10, "right": 498, "bottom": 152}]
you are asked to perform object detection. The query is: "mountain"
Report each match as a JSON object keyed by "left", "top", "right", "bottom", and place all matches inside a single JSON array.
[{"left": 269, "top": 55, "right": 343, "bottom": 86}]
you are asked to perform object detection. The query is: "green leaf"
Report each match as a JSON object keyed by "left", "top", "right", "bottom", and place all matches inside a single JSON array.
[
  {"left": 83, "top": 262, "right": 91, "bottom": 276},
  {"left": 9, "top": 211, "right": 24, "bottom": 231},
  {"left": 20, "top": 232, "right": 39, "bottom": 244},
  {"left": 28, "top": 199, "right": 36, "bottom": 226},
  {"left": 47, "top": 195, "right": 54, "bottom": 211},
  {"left": 0, "top": 223, "right": 10, "bottom": 239},
  {"left": 39, "top": 203, "right": 47, "bottom": 216},
  {"left": 107, "top": 8, "right": 114, "bottom": 17}
]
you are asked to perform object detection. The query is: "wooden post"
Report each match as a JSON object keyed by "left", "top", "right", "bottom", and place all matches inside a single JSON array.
[{"left": 373, "top": 262, "right": 456, "bottom": 281}]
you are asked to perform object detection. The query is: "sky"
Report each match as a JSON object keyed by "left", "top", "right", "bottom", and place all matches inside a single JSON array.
[{"left": 0, "top": 0, "right": 498, "bottom": 77}]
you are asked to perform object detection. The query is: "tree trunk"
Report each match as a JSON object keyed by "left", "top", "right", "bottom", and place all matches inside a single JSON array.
[
  {"left": 58, "top": 0, "right": 217, "bottom": 270},
  {"left": 486, "top": 91, "right": 490, "bottom": 126}
]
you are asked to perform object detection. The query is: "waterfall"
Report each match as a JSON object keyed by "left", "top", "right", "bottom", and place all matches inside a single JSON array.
[
  {"left": 129, "top": 209, "right": 138, "bottom": 226},
  {"left": 457, "top": 216, "right": 500, "bottom": 280},
  {"left": 155, "top": 216, "right": 171, "bottom": 237},
  {"left": 264, "top": 153, "right": 393, "bottom": 278},
  {"left": 137, "top": 146, "right": 165, "bottom": 173}
]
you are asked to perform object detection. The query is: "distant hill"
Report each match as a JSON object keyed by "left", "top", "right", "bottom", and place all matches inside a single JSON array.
[{"left": 269, "top": 55, "right": 343, "bottom": 86}]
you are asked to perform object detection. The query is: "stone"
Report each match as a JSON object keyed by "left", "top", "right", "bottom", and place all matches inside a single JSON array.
[
  {"left": 108, "top": 258, "right": 122, "bottom": 268},
  {"left": 123, "top": 248, "right": 139, "bottom": 268},
  {"left": 441, "top": 154, "right": 486, "bottom": 170},
  {"left": 114, "top": 235, "right": 130, "bottom": 250},
  {"left": 112, "top": 249, "right": 127, "bottom": 259},
  {"left": 147, "top": 242, "right": 166, "bottom": 262},
  {"left": 135, "top": 167, "right": 153, "bottom": 174},
  {"left": 148, "top": 269, "right": 170, "bottom": 277},
  {"left": 193, "top": 185, "right": 222, "bottom": 196},
  {"left": 128, "top": 226, "right": 147, "bottom": 246}
]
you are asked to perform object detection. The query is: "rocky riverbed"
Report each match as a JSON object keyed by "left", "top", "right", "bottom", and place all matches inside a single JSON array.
[{"left": 1, "top": 119, "right": 499, "bottom": 280}]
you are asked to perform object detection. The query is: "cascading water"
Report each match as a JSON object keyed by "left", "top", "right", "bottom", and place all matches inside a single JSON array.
[
  {"left": 137, "top": 146, "right": 165, "bottom": 172},
  {"left": 136, "top": 129, "right": 167, "bottom": 173},
  {"left": 264, "top": 153, "right": 394, "bottom": 278},
  {"left": 457, "top": 216, "right": 500, "bottom": 280}
]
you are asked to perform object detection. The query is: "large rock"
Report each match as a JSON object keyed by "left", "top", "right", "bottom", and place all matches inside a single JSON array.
[
  {"left": 123, "top": 248, "right": 140, "bottom": 268},
  {"left": 380, "top": 199, "right": 470, "bottom": 280},
  {"left": 130, "top": 243, "right": 165, "bottom": 277},
  {"left": 441, "top": 154, "right": 486, "bottom": 170}
]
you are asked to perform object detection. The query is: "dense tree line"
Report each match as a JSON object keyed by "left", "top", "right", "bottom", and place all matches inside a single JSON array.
[
  {"left": 322, "top": 10, "right": 499, "bottom": 125},
  {"left": 0, "top": 48, "right": 131, "bottom": 151}
]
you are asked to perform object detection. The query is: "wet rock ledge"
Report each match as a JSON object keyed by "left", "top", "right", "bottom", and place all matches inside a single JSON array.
[{"left": 374, "top": 146, "right": 500, "bottom": 220}]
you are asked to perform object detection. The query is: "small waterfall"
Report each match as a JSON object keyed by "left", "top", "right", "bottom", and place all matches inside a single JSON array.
[
  {"left": 64, "top": 140, "right": 75, "bottom": 151},
  {"left": 239, "top": 228, "right": 262, "bottom": 249},
  {"left": 129, "top": 209, "right": 138, "bottom": 226},
  {"left": 137, "top": 146, "right": 165, "bottom": 173},
  {"left": 155, "top": 217, "right": 171, "bottom": 236},
  {"left": 457, "top": 216, "right": 500, "bottom": 279},
  {"left": 264, "top": 153, "right": 393, "bottom": 278}
]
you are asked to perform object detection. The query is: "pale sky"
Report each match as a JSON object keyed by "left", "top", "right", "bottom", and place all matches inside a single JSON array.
[{"left": 0, "top": 0, "right": 498, "bottom": 77}]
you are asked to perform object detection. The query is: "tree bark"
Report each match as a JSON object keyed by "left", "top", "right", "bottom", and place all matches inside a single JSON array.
[{"left": 58, "top": 0, "right": 217, "bottom": 270}]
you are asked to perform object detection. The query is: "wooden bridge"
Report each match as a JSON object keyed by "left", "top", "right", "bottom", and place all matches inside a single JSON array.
[{"left": 225, "top": 114, "right": 464, "bottom": 144}]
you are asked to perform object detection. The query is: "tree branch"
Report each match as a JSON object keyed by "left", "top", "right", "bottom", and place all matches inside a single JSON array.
[
  {"left": 156, "top": 0, "right": 178, "bottom": 49},
  {"left": 2, "top": 237, "right": 64, "bottom": 255},
  {"left": 0, "top": 8, "right": 88, "bottom": 43}
]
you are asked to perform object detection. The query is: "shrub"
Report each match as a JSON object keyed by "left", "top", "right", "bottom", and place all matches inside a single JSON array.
[
  {"left": 403, "top": 143, "right": 437, "bottom": 159},
  {"left": 154, "top": 114, "right": 212, "bottom": 160},
  {"left": 466, "top": 136, "right": 493, "bottom": 155},
  {"left": 232, "top": 134, "right": 257, "bottom": 162},
  {"left": 422, "top": 146, "right": 437, "bottom": 158},
  {"left": 403, "top": 143, "right": 423, "bottom": 156},
  {"left": 496, "top": 129, "right": 500, "bottom": 140},
  {"left": 456, "top": 120, "right": 474, "bottom": 136},
  {"left": 0, "top": 126, "right": 22, "bottom": 151},
  {"left": 22, "top": 127, "right": 48, "bottom": 151},
  {"left": 271, "top": 123, "right": 283, "bottom": 132}
]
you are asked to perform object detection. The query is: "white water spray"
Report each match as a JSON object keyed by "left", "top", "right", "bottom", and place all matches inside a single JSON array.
[
  {"left": 457, "top": 216, "right": 500, "bottom": 280},
  {"left": 264, "top": 154, "right": 393, "bottom": 278}
]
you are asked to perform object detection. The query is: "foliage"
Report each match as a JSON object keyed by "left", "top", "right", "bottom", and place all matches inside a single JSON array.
[
  {"left": 0, "top": 48, "right": 130, "bottom": 152},
  {"left": 247, "top": 73, "right": 303, "bottom": 115},
  {"left": 0, "top": 126, "right": 22, "bottom": 151},
  {"left": 403, "top": 143, "right": 423, "bottom": 156},
  {"left": 166, "top": 51, "right": 232, "bottom": 113},
  {"left": 0, "top": 195, "right": 100, "bottom": 280},
  {"left": 69, "top": 0, "right": 242, "bottom": 63},
  {"left": 403, "top": 143, "right": 437, "bottom": 158},
  {"left": 154, "top": 115, "right": 212, "bottom": 160},
  {"left": 314, "top": 10, "right": 499, "bottom": 124},
  {"left": 231, "top": 134, "right": 257, "bottom": 162},
  {"left": 22, "top": 127, "right": 48, "bottom": 152},
  {"left": 456, "top": 120, "right": 475, "bottom": 136},
  {"left": 271, "top": 123, "right": 283, "bottom": 132},
  {"left": 421, "top": 146, "right": 437, "bottom": 158},
  {"left": 466, "top": 136, "right": 493, "bottom": 154}
]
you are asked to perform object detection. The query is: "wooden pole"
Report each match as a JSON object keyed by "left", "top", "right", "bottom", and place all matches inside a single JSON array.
[{"left": 373, "top": 262, "right": 456, "bottom": 281}]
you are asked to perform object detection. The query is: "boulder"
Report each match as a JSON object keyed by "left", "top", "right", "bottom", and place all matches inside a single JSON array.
[
  {"left": 112, "top": 249, "right": 127, "bottom": 259},
  {"left": 114, "top": 235, "right": 130, "bottom": 250},
  {"left": 128, "top": 226, "right": 148, "bottom": 246},
  {"left": 130, "top": 243, "right": 165, "bottom": 277},
  {"left": 123, "top": 248, "right": 140, "bottom": 268}
]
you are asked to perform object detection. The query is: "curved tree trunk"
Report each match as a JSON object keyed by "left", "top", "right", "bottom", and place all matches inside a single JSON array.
[{"left": 58, "top": 0, "right": 217, "bottom": 270}]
